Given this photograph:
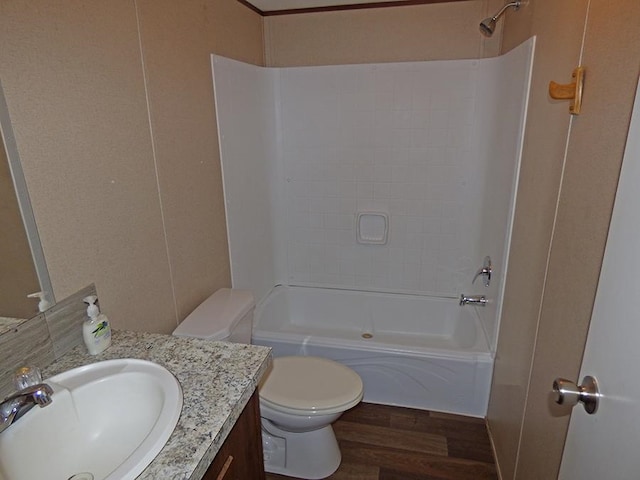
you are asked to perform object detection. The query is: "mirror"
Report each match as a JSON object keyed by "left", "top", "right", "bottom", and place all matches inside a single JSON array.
[{"left": 0, "top": 78, "right": 55, "bottom": 326}]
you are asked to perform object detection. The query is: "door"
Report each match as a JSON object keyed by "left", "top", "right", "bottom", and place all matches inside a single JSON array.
[{"left": 558, "top": 76, "right": 640, "bottom": 479}]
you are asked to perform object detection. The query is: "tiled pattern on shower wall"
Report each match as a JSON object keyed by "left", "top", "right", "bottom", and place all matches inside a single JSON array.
[
  {"left": 471, "top": 42, "right": 534, "bottom": 349},
  {"left": 279, "top": 61, "right": 483, "bottom": 295},
  {"left": 214, "top": 42, "right": 534, "bottom": 349},
  {"left": 212, "top": 56, "right": 281, "bottom": 303}
]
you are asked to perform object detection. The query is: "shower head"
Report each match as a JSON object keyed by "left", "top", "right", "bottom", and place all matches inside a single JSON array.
[
  {"left": 479, "top": 0, "right": 521, "bottom": 37},
  {"left": 479, "top": 17, "right": 497, "bottom": 37}
]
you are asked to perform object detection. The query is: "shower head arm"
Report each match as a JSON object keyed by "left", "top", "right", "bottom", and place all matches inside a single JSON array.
[{"left": 490, "top": 0, "right": 521, "bottom": 22}]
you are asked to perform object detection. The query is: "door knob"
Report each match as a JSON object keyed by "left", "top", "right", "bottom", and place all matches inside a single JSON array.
[{"left": 552, "top": 375, "right": 600, "bottom": 414}]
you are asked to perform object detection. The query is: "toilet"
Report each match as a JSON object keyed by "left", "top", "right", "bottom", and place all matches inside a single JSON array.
[{"left": 172, "top": 288, "right": 364, "bottom": 479}]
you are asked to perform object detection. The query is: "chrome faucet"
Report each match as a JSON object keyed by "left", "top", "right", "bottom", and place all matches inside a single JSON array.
[
  {"left": 472, "top": 256, "right": 493, "bottom": 287},
  {"left": 459, "top": 294, "right": 488, "bottom": 307},
  {"left": 0, "top": 383, "right": 54, "bottom": 434}
]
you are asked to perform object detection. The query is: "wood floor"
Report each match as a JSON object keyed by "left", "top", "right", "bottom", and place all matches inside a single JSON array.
[{"left": 265, "top": 402, "right": 498, "bottom": 480}]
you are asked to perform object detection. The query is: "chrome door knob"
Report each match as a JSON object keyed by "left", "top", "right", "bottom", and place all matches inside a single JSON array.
[{"left": 552, "top": 375, "right": 600, "bottom": 414}]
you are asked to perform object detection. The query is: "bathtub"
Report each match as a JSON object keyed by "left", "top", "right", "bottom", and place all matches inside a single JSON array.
[{"left": 252, "top": 286, "right": 493, "bottom": 418}]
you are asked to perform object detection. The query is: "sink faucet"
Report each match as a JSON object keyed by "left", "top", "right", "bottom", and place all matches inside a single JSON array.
[{"left": 0, "top": 383, "right": 54, "bottom": 434}]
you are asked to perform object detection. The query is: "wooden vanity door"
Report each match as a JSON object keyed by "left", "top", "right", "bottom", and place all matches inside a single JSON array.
[{"left": 203, "top": 390, "right": 266, "bottom": 480}]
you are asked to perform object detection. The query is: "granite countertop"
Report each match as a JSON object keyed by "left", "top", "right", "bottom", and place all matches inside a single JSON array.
[{"left": 42, "top": 330, "right": 272, "bottom": 480}]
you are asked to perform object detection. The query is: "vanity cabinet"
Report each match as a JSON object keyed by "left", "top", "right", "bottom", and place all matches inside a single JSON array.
[{"left": 203, "top": 390, "right": 265, "bottom": 480}]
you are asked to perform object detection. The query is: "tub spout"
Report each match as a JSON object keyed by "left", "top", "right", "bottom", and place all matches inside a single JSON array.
[{"left": 459, "top": 294, "right": 487, "bottom": 307}]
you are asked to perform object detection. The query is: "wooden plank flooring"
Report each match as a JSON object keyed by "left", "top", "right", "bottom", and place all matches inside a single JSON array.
[{"left": 265, "top": 403, "right": 498, "bottom": 480}]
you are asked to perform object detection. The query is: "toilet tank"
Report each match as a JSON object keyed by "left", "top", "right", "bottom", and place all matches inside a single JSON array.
[{"left": 172, "top": 288, "right": 254, "bottom": 344}]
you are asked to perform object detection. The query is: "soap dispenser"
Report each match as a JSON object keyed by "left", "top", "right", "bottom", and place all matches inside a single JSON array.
[
  {"left": 27, "top": 291, "right": 51, "bottom": 312},
  {"left": 82, "top": 295, "right": 112, "bottom": 355}
]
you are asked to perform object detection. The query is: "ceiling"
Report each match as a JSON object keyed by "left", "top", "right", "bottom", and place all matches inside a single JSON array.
[{"left": 241, "top": 0, "right": 462, "bottom": 15}]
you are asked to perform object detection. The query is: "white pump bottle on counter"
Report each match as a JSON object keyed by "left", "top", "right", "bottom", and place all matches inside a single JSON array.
[{"left": 82, "top": 295, "right": 112, "bottom": 355}]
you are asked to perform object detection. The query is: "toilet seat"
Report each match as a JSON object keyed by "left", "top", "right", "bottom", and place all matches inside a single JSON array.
[{"left": 259, "top": 356, "right": 363, "bottom": 416}]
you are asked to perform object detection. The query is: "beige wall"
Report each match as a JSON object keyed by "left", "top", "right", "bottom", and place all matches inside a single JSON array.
[
  {"left": 0, "top": 0, "right": 263, "bottom": 332},
  {"left": 264, "top": 0, "right": 506, "bottom": 66},
  {"left": 4, "top": 4, "right": 637, "bottom": 475},
  {"left": 135, "top": 0, "right": 263, "bottom": 323},
  {"left": 0, "top": 132, "right": 40, "bottom": 319},
  {"left": 489, "top": 1, "right": 640, "bottom": 479}
]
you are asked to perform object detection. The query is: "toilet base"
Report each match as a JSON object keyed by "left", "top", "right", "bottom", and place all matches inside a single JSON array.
[{"left": 261, "top": 419, "right": 341, "bottom": 479}]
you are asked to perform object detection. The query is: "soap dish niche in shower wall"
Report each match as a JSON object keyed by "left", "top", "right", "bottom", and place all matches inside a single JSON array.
[{"left": 357, "top": 212, "right": 389, "bottom": 245}]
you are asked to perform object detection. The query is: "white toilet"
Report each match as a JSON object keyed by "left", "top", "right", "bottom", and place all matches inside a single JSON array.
[{"left": 172, "top": 288, "right": 364, "bottom": 479}]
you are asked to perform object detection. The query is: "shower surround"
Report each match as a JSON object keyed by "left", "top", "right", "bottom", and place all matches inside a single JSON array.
[{"left": 212, "top": 39, "right": 534, "bottom": 415}]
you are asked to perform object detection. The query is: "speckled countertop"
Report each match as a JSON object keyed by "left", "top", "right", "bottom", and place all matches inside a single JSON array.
[{"left": 42, "top": 330, "right": 272, "bottom": 480}]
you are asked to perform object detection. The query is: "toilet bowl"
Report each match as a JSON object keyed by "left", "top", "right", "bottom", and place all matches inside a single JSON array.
[{"left": 172, "top": 288, "right": 363, "bottom": 479}]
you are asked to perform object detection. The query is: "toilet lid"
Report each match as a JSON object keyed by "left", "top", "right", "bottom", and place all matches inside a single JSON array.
[{"left": 259, "top": 356, "right": 363, "bottom": 415}]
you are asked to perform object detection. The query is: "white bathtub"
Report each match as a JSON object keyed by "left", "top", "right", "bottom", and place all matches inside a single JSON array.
[{"left": 252, "top": 286, "right": 493, "bottom": 417}]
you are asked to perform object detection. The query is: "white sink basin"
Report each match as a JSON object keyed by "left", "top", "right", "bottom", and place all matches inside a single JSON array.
[{"left": 0, "top": 359, "right": 183, "bottom": 480}]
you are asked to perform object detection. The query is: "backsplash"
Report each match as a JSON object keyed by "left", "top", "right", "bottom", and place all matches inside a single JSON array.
[{"left": 0, "top": 284, "right": 96, "bottom": 398}]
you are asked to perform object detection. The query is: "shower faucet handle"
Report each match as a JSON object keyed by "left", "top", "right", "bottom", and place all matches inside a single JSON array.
[{"left": 472, "top": 256, "right": 492, "bottom": 287}]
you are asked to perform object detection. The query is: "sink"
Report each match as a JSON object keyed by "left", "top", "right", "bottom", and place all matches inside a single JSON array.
[{"left": 0, "top": 359, "right": 183, "bottom": 480}]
